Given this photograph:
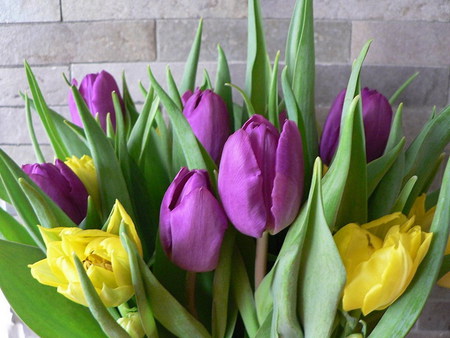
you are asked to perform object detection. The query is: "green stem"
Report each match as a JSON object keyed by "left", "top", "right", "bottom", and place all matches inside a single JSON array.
[
  {"left": 186, "top": 271, "right": 198, "bottom": 319},
  {"left": 255, "top": 231, "right": 269, "bottom": 289}
]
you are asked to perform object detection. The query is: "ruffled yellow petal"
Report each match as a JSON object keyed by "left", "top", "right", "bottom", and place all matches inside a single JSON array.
[
  {"left": 29, "top": 259, "right": 62, "bottom": 287},
  {"left": 65, "top": 155, "right": 100, "bottom": 208}
]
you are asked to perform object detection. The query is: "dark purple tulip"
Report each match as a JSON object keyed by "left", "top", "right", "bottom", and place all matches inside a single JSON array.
[
  {"left": 182, "top": 89, "right": 230, "bottom": 163},
  {"left": 320, "top": 87, "right": 393, "bottom": 165},
  {"left": 68, "top": 70, "right": 124, "bottom": 132},
  {"left": 22, "top": 160, "right": 88, "bottom": 224},
  {"left": 159, "top": 167, "right": 228, "bottom": 272},
  {"left": 218, "top": 115, "right": 304, "bottom": 238}
]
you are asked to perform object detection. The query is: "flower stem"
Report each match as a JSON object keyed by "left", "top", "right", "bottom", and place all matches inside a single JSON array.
[
  {"left": 255, "top": 231, "right": 269, "bottom": 289},
  {"left": 186, "top": 271, "right": 198, "bottom": 318}
]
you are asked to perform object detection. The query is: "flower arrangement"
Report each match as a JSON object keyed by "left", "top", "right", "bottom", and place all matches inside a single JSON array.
[{"left": 0, "top": 0, "right": 449, "bottom": 337}]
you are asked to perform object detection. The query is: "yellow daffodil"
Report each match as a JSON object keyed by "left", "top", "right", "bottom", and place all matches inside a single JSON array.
[
  {"left": 65, "top": 155, "right": 100, "bottom": 209},
  {"left": 334, "top": 212, "right": 433, "bottom": 315},
  {"left": 117, "top": 312, "right": 145, "bottom": 338},
  {"left": 29, "top": 200, "right": 141, "bottom": 307}
]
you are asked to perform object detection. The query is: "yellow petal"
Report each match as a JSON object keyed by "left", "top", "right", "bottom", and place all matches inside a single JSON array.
[
  {"left": 57, "top": 282, "right": 89, "bottom": 307},
  {"left": 29, "top": 259, "right": 61, "bottom": 287},
  {"left": 408, "top": 194, "right": 436, "bottom": 231},
  {"left": 100, "top": 284, "right": 134, "bottom": 307},
  {"left": 361, "top": 212, "right": 407, "bottom": 238}
]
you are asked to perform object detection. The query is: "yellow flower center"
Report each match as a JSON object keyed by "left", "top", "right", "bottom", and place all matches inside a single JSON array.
[{"left": 83, "top": 253, "right": 113, "bottom": 271}]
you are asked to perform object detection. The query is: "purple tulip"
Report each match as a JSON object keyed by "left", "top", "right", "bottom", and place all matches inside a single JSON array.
[
  {"left": 218, "top": 115, "right": 304, "bottom": 238},
  {"left": 68, "top": 70, "right": 124, "bottom": 132},
  {"left": 159, "top": 167, "right": 228, "bottom": 272},
  {"left": 182, "top": 89, "right": 230, "bottom": 163},
  {"left": 320, "top": 87, "right": 393, "bottom": 165},
  {"left": 22, "top": 160, "right": 88, "bottom": 224}
]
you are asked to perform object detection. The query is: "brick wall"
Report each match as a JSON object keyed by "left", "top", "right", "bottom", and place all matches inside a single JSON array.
[{"left": 0, "top": 0, "right": 449, "bottom": 336}]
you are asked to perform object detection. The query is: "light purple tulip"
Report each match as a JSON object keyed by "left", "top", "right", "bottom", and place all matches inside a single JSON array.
[
  {"left": 68, "top": 70, "right": 124, "bottom": 132},
  {"left": 22, "top": 160, "right": 88, "bottom": 224},
  {"left": 218, "top": 114, "right": 304, "bottom": 238},
  {"left": 320, "top": 87, "right": 393, "bottom": 165},
  {"left": 159, "top": 167, "right": 228, "bottom": 272},
  {"left": 182, "top": 89, "right": 230, "bottom": 163}
]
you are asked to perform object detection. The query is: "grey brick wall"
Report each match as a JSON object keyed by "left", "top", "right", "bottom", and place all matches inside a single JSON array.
[{"left": 0, "top": 1, "right": 449, "bottom": 336}]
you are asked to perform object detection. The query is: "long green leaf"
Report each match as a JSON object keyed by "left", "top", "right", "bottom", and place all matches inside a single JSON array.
[
  {"left": 369, "top": 158, "right": 450, "bottom": 337},
  {"left": 389, "top": 72, "right": 419, "bottom": 105},
  {"left": 215, "top": 44, "right": 234, "bottom": 129},
  {"left": 167, "top": 66, "right": 183, "bottom": 110},
  {"left": 180, "top": 19, "right": 203, "bottom": 94},
  {"left": 0, "top": 240, "right": 106, "bottom": 337},
  {"left": 245, "top": 0, "right": 268, "bottom": 116},
  {"left": 24, "top": 95, "right": 45, "bottom": 163},
  {"left": 227, "top": 83, "right": 256, "bottom": 118},
  {"left": 0, "top": 207, "right": 36, "bottom": 246},
  {"left": 268, "top": 51, "right": 281, "bottom": 130}
]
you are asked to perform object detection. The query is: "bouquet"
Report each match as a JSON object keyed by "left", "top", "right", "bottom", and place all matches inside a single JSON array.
[{"left": 0, "top": 0, "right": 449, "bottom": 337}]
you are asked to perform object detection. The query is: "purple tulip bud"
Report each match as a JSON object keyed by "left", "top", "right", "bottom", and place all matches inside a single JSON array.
[
  {"left": 159, "top": 167, "right": 228, "bottom": 272},
  {"left": 320, "top": 87, "right": 393, "bottom": 165},
  {"left": 182, "top": 89, "right": 230, "bottom": 163},
  {"left": 22, "top": 160, "right": 88, "bottom": 224},
  {"left": 218, "top": 115, "right": 304, "bottom": 238},
  {"left": 68, "top": 70, "right": 124, "bottom": 132}
]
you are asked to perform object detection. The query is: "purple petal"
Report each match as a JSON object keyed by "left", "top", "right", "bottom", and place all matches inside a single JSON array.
[
  {"left": 68, "top": 78, "right": 82, "bottom": 127},
  {"left": 91, "top": 71, "right": 122, "bottom": 131},
  {"left": 270, "top": 120, "right": 304, "bottom": 233},
  {"left": 218, "top": 130, "right": 267, "bottom": 238},
  {"left": 168, "top": 187, "right": 228, "bottom": 272},
  {"left": 181, "top": 90, "right": 194, "bottom": 106}
]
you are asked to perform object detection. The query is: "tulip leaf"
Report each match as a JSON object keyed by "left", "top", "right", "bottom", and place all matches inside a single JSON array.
[
  {"left": 122, "top": 72, "right": 139, "bottom": 129},
  {"left": 212, "top": 229, "right": 235, "bottom": 338},
  {"left": 245, "top": 0, "right": 268, "bottom": 116},
  {"left": 368, "top": 158, "right": 450, "bottom": 337},
  {"left": 367, "top": 138, "right": 405, "bottom": 196},
  {"left": 200, "top": 69, "right": 213, "bottom": 91},
  {"left": 297, "top": 159, "right": 346, "bottom": 338},
  {"left": 438, "top": 255, "right": 450, "bottom": 279},
  {"left": 0, "top": 240, "right": 106, "bottom": 337},
  {"left": 389, "top": 72, "right": 419, "bottom": 105},
  {"left": 255, "top": 268, "right": 274, "bottom": 324},
  {"left": 24, "top": 62, "right": 69, "bottom": 159},
  {"left": 70, "top": 85, "right": 134, "bottom": 221},
  {"left": 403, "top": 106, "right": 450, "bottom": 212},
  {"left": 232, "top": 103, "right": 245, "bottom": 131},
  {"left": 286, "top": 0, "right": 318, "bottom": 169},
  {"left": 180, "top": 19, "right": 203, "bottom": 94},
  {"left": 215, "top": 44, "right": 234, "bottom": 129},
  {"left": 18, "top": 178, "right": 77, "bottom": 228},
  {"left": 79, "top": 196, "right": 102, "bottom": 230},
  {"left": 226, "top": 83, "right": 256, "bottom": 117},
  {"left": 0, "top": 207, "right": 36, "bottom": 246},
  {"left": 391, "top": 175, "right": 417, "bottom": 213},
  {"left": 255, "top": 311, "right": 273, "bottom": 338},
  {"left": 24, "top": 94, "right": 45, "bottom": 163},
  {"left": 384, "top": 103, "right": 405, "bottom": 152},
  {"left": 120, "top": 230, "right": 159, "bottom": 337},
  {"left": 231, "top": 246, "right": 259, "bottom": 337},
  {"left": 73, "top": 254, "right": 129, "bottom": 337},
  {"left": 268, "top": 51, "right": 281, "bottom": 130},
  {"left": 166, "top": 66, "right": 183, "bottom": 110}
]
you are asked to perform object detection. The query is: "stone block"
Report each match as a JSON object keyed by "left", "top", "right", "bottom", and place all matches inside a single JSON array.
[
  {"left": 0, "top": 0, "right": 60, "bottom": 23},
  {"left": 352, "top": 21, "right": 450, "bottom": 67},
  {"left": 61, "top": 0, "right": 247, "bottom": 21},
  {"left": 0, "top": 21, "right": 156, "bottom": 66},
  {"left": 418, "top": 301, "right": 450, "bottom": 331},
  {"left": 1, "top": 145, "right": 54, "bottom": 166},
  {"left": 0, "top": 66, "right": 69, "bottom": 106}
]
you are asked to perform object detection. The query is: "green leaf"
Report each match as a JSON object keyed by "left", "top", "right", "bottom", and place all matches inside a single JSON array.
[
  {"left": 245, "top": 0, "right": 268, "bottom": 116},
  {"left": 166, "top": 66, "right": 183, "bottom": 110},
  {"left": 391, "top": 175, "right": 417, "bottom": 213},
  {"left": 79, "top": 196, "right": 102, "bottom": 230},
  {"left": 389, "top": 72, "right": 419, "bottom": 105},
  {"left": 122, "top": 72, "right": 139, "bottom": 130},
  {"left": 439, "top": 255, "right": 450, "bottom": 279},
  {"left": 70, "top": 85, "right": 134, "bottom": 220},
  {"left": 215, "top": 44, "right": 234, "bottom": 129},
  {"left": 120, "top": 230, "right": 158, "bottom": 337},
  {"left": 199, "top": 69, "right": 213, "bottom": 91},
  {"left": 180, "top": 19, "right": 203, "bottom": 94},
  {"left": 0, "top": 240, "right": 106, "bottom": 337},
  {"left": 0, "top": 207, "right": 36, "bottom": 246},
  {"left": 297, "top": 159, "right": 346, "bottom": 338},
  {"left": 368, "top": 158, "right": 450, "bottom": 337},
  {"left": 268, "top": 51, "right": 281, "bottom": 130},
  {"left": 24, "top": 62, "right": 69, "bottom": 159},
  {"left": 24, "top": 95, "right": 45, "bottom": 163},
  {"left": 73, "top": 254, "right": 129, "bottom": 337},
  {"left": 226, "top": 83, "right": 256, "bottom": 118}
]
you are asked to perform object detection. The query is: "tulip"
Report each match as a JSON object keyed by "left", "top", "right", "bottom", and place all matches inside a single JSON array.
[
  {"left": 29, "top": 200, "right": 142, "bottom": 307},
  {"left": 334, "top": 212, "right": 432, "bottom": 315},
  {"left": 182, "top": 88, "right": 230, "bottom": 162},
  {"left": 320, "top": 87, "right": 393, "bottom": 165},
  {"left": 159, "top": 167, "right": 228, "bottom": 272},
  {"left": 218, "top": 114, "right": 304, "bottom": 238},
  {"left": 22, "top": 160, "right": 88, "bottom": 224},
  {"left": 117, "top": 312, "right": 145, "bottom": 338},
  {"left": 65, "top": 155, "right": 100, "bottom": 209},
  {"left": 68, "top": 70, "right": 124, "bottom": 132}
]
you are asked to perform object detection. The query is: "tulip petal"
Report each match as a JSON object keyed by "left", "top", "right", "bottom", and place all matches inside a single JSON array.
[
  {"left": 218, "top": 130, "right": 267, "bottom": 238},
  {"left": 29, "top": 259, "right": 62, "bottom": 287},
  {"left": 169, "top": 187, "right": 228, "bottom": 272},
  {"left": 271, "top": 120, "right": 304, "bottom": 233},
  {"left": 91, "top": 71, "right": 122, "bottom": 131}
]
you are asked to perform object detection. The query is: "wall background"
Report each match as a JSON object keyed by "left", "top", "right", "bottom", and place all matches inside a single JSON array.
[{"left": 0, "top": 0, "right": 449, "bottom": 336}]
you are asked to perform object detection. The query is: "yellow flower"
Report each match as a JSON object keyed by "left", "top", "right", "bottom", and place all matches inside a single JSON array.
[
  {"left": 334, "top": 212, "right": 433, "bottom": 315},
  {"left": 28, "top": 200, "right": 142, "bottom": 307},
  {"left": 117, "top": 312, "right": 145, "bottom": 338},
  {"left": 65, "top": 155, "right": 100, "bottom": 209}
]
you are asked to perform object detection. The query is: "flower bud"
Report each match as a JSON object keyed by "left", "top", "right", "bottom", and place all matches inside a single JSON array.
[
  {"left": 68, "top": 70, "right": 124, "bottom": 132},
  {"left": 159, "top": 167, "right": 228, "bottom": 272},
  {"left": 22, "top": 160, "right": 88, "bottom": 224},
  {"left": 182, "top": 89, "right": 230, "bottom": 163},
  {"left": 218, "top": 115, "right": 304, "bottom": 238},
  {"left": 320, "top": 87, "right": 393, "bottom": 165},
  {"left": 117, "top": 312, "right": 145, "bottom": 338}
]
